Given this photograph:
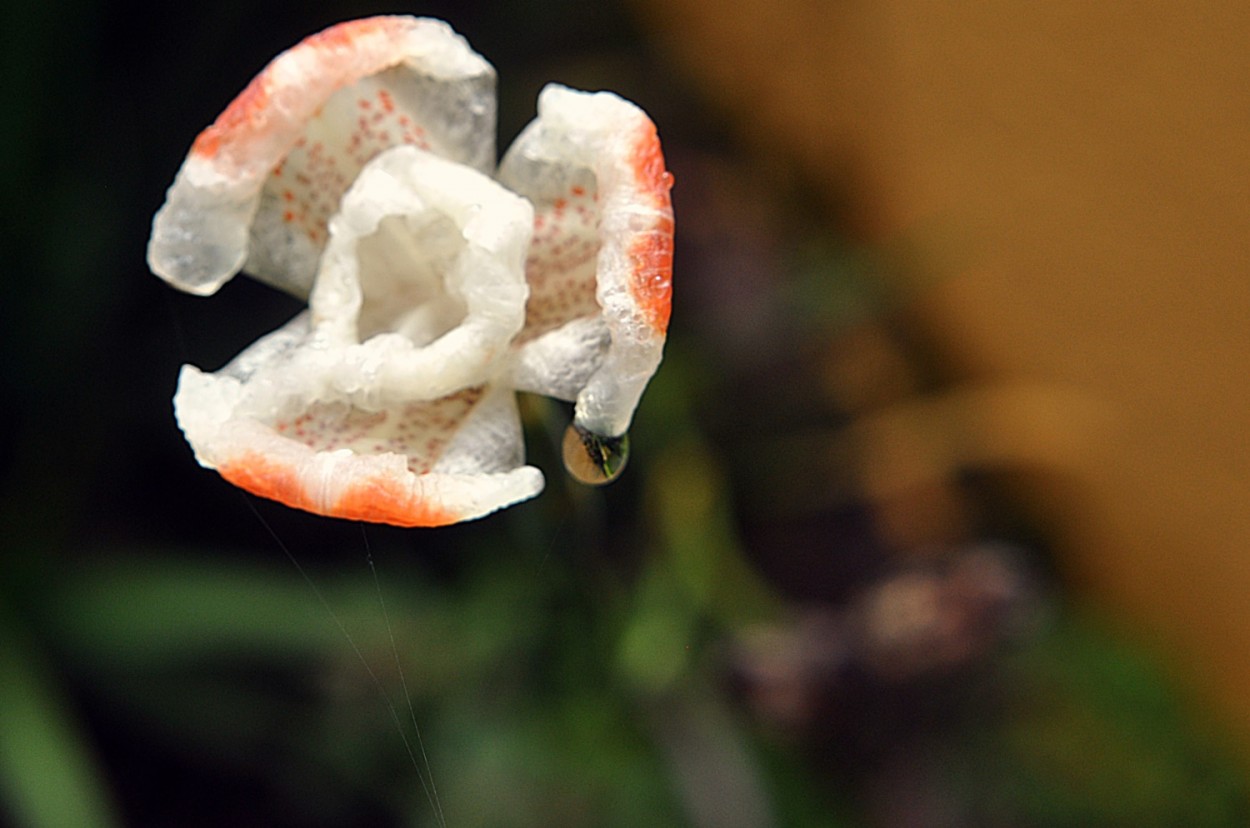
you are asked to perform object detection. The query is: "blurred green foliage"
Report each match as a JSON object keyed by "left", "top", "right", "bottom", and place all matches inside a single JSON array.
[{"left": 1, "top": 1, "right": 1246, "bottom": 826}]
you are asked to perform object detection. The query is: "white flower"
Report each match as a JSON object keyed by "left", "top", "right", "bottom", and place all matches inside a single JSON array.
[{"left": 148, "top": 16, "right": 673, "bottom": 526}]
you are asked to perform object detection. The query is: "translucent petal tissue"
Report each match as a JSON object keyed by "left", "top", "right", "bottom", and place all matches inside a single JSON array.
[{"left": 149, "top": 16, "right": 674, "bottom": 526}]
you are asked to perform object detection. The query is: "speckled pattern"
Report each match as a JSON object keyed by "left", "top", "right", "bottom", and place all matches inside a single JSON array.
[
  {"left": 273, "top": 387, "right": 484, "bottom": 474},
  {"left": 263, "top": 74, "right": 435, "bottom": 247},
  {"left": 522, "top": 178, "right": 602, "bottom": 340}
]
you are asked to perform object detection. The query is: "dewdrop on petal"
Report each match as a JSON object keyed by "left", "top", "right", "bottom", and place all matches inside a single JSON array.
[
  {"left": 562, "top": 423, "right": 629, "bottom": 486},
  {"left": 148, "top": 16, "right": 673, "bottom": 525}
]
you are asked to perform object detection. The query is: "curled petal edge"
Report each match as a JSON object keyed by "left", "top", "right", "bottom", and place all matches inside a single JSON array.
[
  {"left": 498, "top": 84, "right": 674, "bottom": 438},
  {"left": 175, "top": 366, "right": 544, "bottom": 526},
  {"left": 309, "top": 144, "right": 532, "bottom": 404},
  {"left": 148, "top": 15, "right": 495, "bottom": 298}
]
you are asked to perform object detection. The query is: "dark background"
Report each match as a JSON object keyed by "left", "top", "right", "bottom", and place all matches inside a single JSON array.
[{"left": 2, "top": 2, "right": 1246, "bottom": 826}]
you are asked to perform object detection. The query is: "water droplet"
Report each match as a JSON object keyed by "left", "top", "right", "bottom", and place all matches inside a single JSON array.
[{"left": 562, "top": 423, "right": 629, "bottom": 486}]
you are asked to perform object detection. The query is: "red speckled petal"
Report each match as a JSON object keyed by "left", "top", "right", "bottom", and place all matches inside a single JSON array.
[
  {"left": 148, "top": 16, "right": 495, "bottom": 298},
  {"left": 176, "top": 365, "right": 542, "bottom": 526},
  {"left": 168, "top": 145, "right": 538, "bottom": 527},
  {"left": 497, "top": 85, "right": 675, "bottom": 437}
]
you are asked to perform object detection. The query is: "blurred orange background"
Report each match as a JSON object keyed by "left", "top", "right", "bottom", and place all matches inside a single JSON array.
[{"left": 638, "top": 0, "right": 1250, "bottom": 746}]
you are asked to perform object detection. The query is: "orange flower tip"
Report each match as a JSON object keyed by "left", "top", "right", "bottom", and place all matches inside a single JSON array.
[
  {"left": 149, "top": 15, "right": 495, "bottom": 298},
  {"left": 628, "top": 231, "right": 674, "bottom": 334},
  {"left": 184, "top": 16, "right": 491, "bottom": 171},
  {"left": 217, "top": 451, "right": 545, "bottom": 528}
]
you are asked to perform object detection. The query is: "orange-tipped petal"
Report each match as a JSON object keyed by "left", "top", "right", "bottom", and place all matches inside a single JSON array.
[
  {"left": 218, "top": 453, "right": 460, "bottom": 527},
  {"left": 148, "top": 16, "right": 495, "bottom": 298},
  {"left": 177, "top": 367, "right": 543, "bottom": 526},
  {"left": 497, "top": 85, "right": 674, "bottom": 437},
  {"left": 169, "top": 144, "right": 539, "bottom": 527}
]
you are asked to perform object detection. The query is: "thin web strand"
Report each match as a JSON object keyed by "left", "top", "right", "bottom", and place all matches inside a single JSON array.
[
  {"left": 361, "top": 524, "right": 446, "bottom": 828},
  {"left": 238, "top": 493, "right": 445, "bottom": 827}
]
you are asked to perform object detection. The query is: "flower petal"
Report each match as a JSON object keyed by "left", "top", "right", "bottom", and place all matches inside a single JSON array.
[
  {"left": 169, "top": 144, "right": 540, "bottom": 526},
  {"left": 175, "top": 364, "right": 543, "bottom": 527},
  {"left": 148, "top": 16, "right": 495, "bottom": 298},
  {"left": 497, "top": 84, "right": 674, "bottom": 437},
  {"left": 308, "top": 145, "right": 532, "bottom": 403}
]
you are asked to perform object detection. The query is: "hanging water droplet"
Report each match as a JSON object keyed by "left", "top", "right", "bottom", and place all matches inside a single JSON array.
[{"left": 562, "top": 422, "right": 629, "bottom": 486}]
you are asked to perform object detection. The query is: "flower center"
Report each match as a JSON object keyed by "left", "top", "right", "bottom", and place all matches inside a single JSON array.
[
  {"left": 356, "top": 212, "right": 468, "bottom": 345},
  {"left": 306, "top": 145, "right": 533, "bottom": 403}
]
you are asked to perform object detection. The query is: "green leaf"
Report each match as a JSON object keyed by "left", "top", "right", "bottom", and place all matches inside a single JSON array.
[{"left": 0, "top": 609, "right": 120, "bottom": 828}]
